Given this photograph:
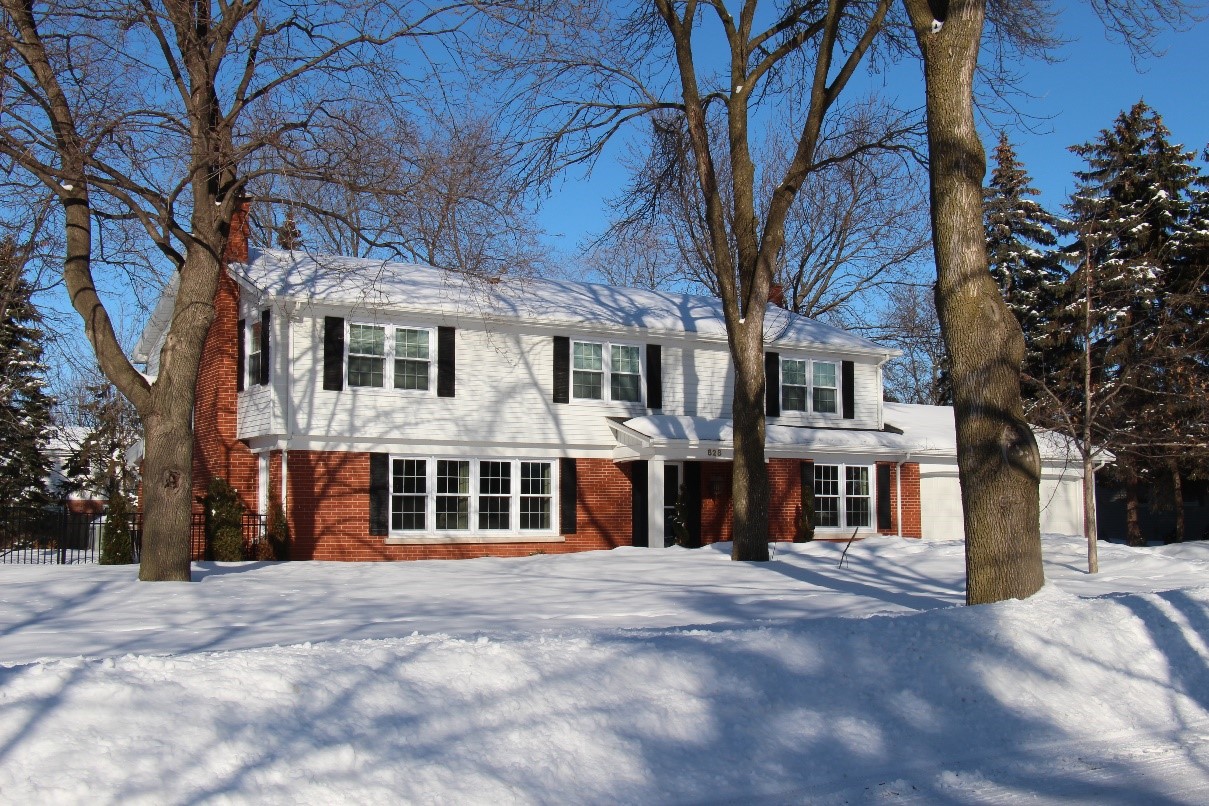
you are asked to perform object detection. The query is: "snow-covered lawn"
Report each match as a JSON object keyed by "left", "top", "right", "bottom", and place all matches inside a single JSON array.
[{"left": 1, "top": 535, "right": 1207, "bottom": 804}]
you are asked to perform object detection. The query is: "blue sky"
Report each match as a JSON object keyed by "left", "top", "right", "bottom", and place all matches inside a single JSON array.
[{"left": 537, "top": 6, "right": 1209, "bottom": 257}]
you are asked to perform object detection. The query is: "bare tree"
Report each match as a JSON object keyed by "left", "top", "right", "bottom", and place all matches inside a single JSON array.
[
  {"left": 900, "top": 0, "right": 1198, "bottom": 603},
  {"left": 0, "top": 0, "right": 474, "bottom": 580},
  {"left": 584, "top": 102, "right": 928, "bottom": 322},
  {"left": 875, "top": 283, "right": 949, "bottom": 405},
  {"left": 483, "top": 0, "right": 909, "bottom": 560}
]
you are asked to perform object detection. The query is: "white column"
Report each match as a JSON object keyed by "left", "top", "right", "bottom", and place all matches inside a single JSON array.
[{"left": 648, "top": 458, "right": 665, "bottom": 548}]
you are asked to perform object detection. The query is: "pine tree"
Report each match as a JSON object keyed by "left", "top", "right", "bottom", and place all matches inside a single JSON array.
[
  {"left": 984, "top": 132, "right": 1067, "bottom": 378},
  {"left": 65, "top": 378, "right": 141, "bottom": 502},
  {"left": 99, "top": 488, "right": 135, "bottom": 565},
  {"left": 1061, "top": 101, "right": 1202, "bottom": 546},
  {"left": 0, "top": 242, "right": 53, "bottom": 511},
  {"left": 205, "top": 478, "right": 245, "bottom": 562}
]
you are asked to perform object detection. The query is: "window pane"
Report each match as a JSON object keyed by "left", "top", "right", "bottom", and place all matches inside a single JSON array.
[
  {"left": 611, "top": 345, "right": 641, "bottom": 375},
  {"left": 395, "top": 359, "right": 429, "bottom": 391},
  {"left": 395, "top": 328, "right": 429, "bottom": 359},
  {"left": 846, "top": 496, "right": 871, "bottom": 528},
  {"left": 437, "top": 460, "right": 470, "bottom": 494},
  {"left": 813, "top": 387, "right": 837, "bottom": 414},
  {"left": 611, "top": 373, "right": 641, "bottom": 402},
  {"left": 782, "top": 385, "right": 807, "bottom": 412},
  {"left": 520, "top": 462, "right": 552, "bottom": 530},
  {"left": 782, "top": 360, "right": 807, "bottom": 386},
  {"left": 436, "top": 496, "right": 469, "bottom": 530},
  {"left": 846, "top": 467, "right": 869, "bottom": 497},
  {"left": 391, "top": 459, "right": 426, "bottom": 531},
  {"left": 814, "top": 464, "right": 840, "bottom": 528},
  {"left": 813, "top": 362, "right": 837, "bottom": 388},
  {"left": 348, "top": 356, "right": 384, "bottom": 387},
  {"left": 573, "top": 342, "right": 603, "bottom": 371},
  {"left": 814, "top": 465, "right": 839, "bottom": 497},
  {"left": 436, "top": 460, "right": 469, "bottom": 530},
  {"left": 520, "top": 497, "right": 550, "bottom": 530},
  {"left": 573, "top": 370, "right": 603, "bottom": 399},
  {"left": 349, "top": 325, "right": 385, "bottom": 356},
  {"left": 520, "top": 462, "right": 551, "bottom": 495}
]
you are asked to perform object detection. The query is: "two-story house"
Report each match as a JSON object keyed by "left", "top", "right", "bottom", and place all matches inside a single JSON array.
[{"left": 134, "top": 215, "right": 1092, "bottom": 560}]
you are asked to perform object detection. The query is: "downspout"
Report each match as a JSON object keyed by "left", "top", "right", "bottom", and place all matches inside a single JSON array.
[{"left": 282, "top": 298, "right": 296, "bottom": 512}]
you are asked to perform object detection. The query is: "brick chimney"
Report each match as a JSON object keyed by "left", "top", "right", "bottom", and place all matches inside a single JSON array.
[
  {"left": 769, "top": 282, "right": 786, "bottom": 309},
  {"left": 223, "top": 196, "right": 251, "bottom": 264}
]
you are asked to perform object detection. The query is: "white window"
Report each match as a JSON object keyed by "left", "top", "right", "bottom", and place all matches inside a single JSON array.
[
  {"left": 248, "top": 319, "right": 264, "bottom": 386},
  {"left": 573, "top": 341, "right": 643, "bottom": 403},
  {"left": 390, "top": 457, "right": 556, "bottom": 535},
  {"left": 394, "top": 328, "right": 430, "bottom": 391},
  {"left": 781, "top": 358, "right": 839, "bottom": 414},
  {"left": 813, "top": 361, "right": 838, "bottom": 414},
  {"left": 814, "top": 464, "right": 872, "bottom": 529},
  {"left": 348, "top": 323, "right": 433, "bottom": 391},
  {"left": 348, "top": 324, "right": 385, "bottom": 388}
]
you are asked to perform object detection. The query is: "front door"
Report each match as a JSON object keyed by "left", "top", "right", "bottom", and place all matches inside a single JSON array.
[{"left": 664, "top": 462, "right": 683, "bottom": 546}]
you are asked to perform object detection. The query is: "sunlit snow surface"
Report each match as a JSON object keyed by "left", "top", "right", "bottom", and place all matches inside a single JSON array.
[{"left": 1, "top": 535, "right": 1207, "bottom": 804}]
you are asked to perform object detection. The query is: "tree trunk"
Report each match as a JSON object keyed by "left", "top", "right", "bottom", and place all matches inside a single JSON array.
[
  {"left": 1083, "top": 452, "right": 1099, "bottom": 573},
  {"left": 1168, "top": 457, "right": 1184, "bottom": 543},
  {"left": 1124, "top": 459, "right": 1143, "bottom": 546},
  {"left": 730, "top": 320, "right": 770, "bottom": 562},
  {"left": 903, "top": 0, "right": 1044, "bottom": 604}
]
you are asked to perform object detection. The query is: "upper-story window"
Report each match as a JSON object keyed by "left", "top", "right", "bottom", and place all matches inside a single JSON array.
[
  {"left": 573, "top": 341, "right": 642, "bottom": 403},
  {"left": 248, "top": 320, "right": 263, "bottom": 385},
  {"left": 782, "top": 358, "right": 839, "bottom": 414},
  {"left": 348, "top": 323, "right": 432, "bottom": 391}
]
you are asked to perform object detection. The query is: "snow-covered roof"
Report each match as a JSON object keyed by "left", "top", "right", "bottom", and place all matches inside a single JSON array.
[
  {"left": 613, "top": 403, "right": 1102, "bottom": 464},
  {"left": 222, "top": 249, "right": 894, "bottom": 355}
]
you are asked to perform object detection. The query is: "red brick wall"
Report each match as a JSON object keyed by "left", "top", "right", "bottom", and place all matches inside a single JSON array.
[
  {"left": 877, "top": 461, "right": 922, "bottom": 538},
  {"left": 699, "top": 461, "right": 733, "bottom": 544},
  {"left": 192, "top": 267, "right": 258, "bottom": 515},
  {"left": 768, "top": 459, "right": 802, "bottom": 543},
  {"left": 284, "top": 453, "right": 632, "bottom": 561}
]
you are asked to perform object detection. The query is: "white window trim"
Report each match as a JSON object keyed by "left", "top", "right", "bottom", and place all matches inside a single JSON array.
[
  {"left": 813, "top": 462, "right": 875, "bottom": 531},
  {"left": 780, "top": 357, "right": 841, "bottom": 417},
  {"left": 571, "top": 339, "right": 645, "bottom": 404},
  {"left": 385, "top": 456, "right": 561, "bottom": 543},
  {"left": 346, "top": 322, "right": 436, "bottom": 395}
]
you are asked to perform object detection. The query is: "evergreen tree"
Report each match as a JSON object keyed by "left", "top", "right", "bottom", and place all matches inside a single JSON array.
[
  {"left": 65, "top": 377, "right": 141, "bottom": 502},
  {"left": 205, "top": 478, "right": 245, "bottom": 562},
  {"left": 0, "top": 242, "right": 53, "bottom": 510},
  {"left": 1059, "top": 101, "right": 1202, "bottom": 545},
  {"left": 99, "top": 488, "right": 135, "bottom": 565},
  {"left": 984, "top": 132, "right": 1067, "bottom": 377}
]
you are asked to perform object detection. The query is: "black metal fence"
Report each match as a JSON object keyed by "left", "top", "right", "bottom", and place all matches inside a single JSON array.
[{"left": 0, "top": 509, "right": 266, "bottom": 565}]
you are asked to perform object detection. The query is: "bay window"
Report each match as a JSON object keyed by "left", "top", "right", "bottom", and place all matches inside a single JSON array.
[
  {"left": 813, "top": 464, "right": 872, "bottom": 529},
  {"left": 390, "top": 457, "right": 556, "bottom": 535}
]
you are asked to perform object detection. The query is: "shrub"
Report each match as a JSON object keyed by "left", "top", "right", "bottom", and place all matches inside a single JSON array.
[
  {"left": 205, "top": 478, "right": 245, "bottom": 562},
  {"left": 261, "top": 500, "right": 290, "bottom": 561},
  {"left": 796, "top": 486, "right": 816, "bottom": 543},
  {"left": 99, "top": 491, "right": 135, "bottom": 564}
]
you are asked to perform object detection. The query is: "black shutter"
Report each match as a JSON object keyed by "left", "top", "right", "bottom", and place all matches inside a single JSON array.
[
  {"left": 559, "top": 457, "right": 578, "bottom": 534},
  {"left": 877, "top": 464, "right": 892, "bottom": 530},
  {"left": 765, "top": 351, "right": 780, "bottom": 417},
  {"left": 842, "top": 360, "right": 855, "bottom": 419},
  {"left": 630, "top": 461, "right": 648, "bottom": 547},
  {"left": 323, "top": 316, "right": 345, "bottom": 391},
  {"left": 646, "top": 344, "right": 662, "bottom": 409},
  {"left": 369, "top": 453, "right": 390, "bottom": 536},
  {"left": 437, "top": 326, "right": 456, "bottom": 398},
  {"left": 259, "top": 309, "right": 270, "bottom": 386},
  {"left": 799, "top": 461, "right": 815, "bottom": 542},
  {"left": 683, "top": 461, "right": 702, "bottom": 548},
  {"left": 553, "top": 336, "right": 570, "bottom": 404},
  {"left": 236, "top": 318, "right": 245, "bottom": 392}
]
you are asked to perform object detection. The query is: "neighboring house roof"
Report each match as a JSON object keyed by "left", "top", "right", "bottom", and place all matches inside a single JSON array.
[
  {"left": 134, "top": 249, "right": 897, "bottom": 362},
  {"left": 612, "top": 403, "right": 1105, "bottom": 465}
]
